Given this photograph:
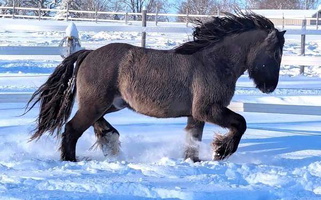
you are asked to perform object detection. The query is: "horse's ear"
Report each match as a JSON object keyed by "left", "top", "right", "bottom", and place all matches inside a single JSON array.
[{"left": 279, "top": 30, "right": 286, "bottom": 37}]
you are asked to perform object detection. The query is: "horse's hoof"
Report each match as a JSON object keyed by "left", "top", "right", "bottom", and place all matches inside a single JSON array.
[
  {"left": 191, "top": 157, "right": 202, "bottom": 162},
  {"left": 61, "top": 156, "right": 77, "bottom": 162},
  {"left": 90, "top": 131, "right": 121, "bottom": 157},
  {"left": 213, "top": 152, "right": 224, "bottom": 161},
  {"left": 212, "top": 146, "right": 231, "bottom": 160},
  {"left": 184, "top": 156, "right": 202, "bottom": 163},
  {"left": 192, "top": 158, "right": 202, "bottom": 162},
  {"left": 212, "top": 134, "right": 232, "bottom": 160},
  {"left": 60, "top": 150, "right": 77, "bottom": 162}
]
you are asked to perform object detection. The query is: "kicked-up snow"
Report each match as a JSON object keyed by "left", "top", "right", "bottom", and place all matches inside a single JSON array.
[
  {"left": 1, "top": 103, "right": 321, "bottom": 199},
  {"left": 0, "top": 19, "right": 321, "bottom": 199}
]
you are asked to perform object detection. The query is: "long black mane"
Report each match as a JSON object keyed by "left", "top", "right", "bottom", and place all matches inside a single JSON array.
[{"left": 175, "top": 12, "right": 275, "bottom": 54}]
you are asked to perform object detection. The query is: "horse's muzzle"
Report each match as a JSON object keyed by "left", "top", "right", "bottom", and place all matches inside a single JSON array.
[{"left": 259, "top": 84, "right": 277, "bottom": 94}]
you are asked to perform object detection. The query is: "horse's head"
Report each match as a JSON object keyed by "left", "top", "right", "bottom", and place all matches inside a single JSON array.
[{"left": 247, "top": 29, "right": 286, "bottom": 93}]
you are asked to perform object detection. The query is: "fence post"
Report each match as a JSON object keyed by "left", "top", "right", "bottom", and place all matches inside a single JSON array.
[
  {"left": 282, "top": 13, "right": 284, "bottom": 30},
  {"left": 125, "top": 11, "right": 128, "bottom": 24},
  {"left": 95, "top": 4, "right": 98, "bottom": 23},
  {"left": 155, "top": 7, "right": 158, "bottom": 26},
  {"left": 61, "top": 22, "right": 81, "bottom": 57},
  {"left": 12, "top": 0, "right": 15, "bottom": 19},
  {"left": 185, "top": 8, "right": 189, "bottom": 27},
  {"left": 141, "top": 7, "right": 147, "bottom": 48},
  {"left": 66, "top": 37, "right": 74, "bottom": 56},
  {"left": 317, "top": 11, "right": 319, "bottom": 30},
  {"left": 38, "top": 2, "right": 41, "bottom": 21},
  {"left": 66, "top": 2, "right": 69, "bottom": 21},
  {"left": 300, "top": 18, "right": 306, "bottom": 75}
]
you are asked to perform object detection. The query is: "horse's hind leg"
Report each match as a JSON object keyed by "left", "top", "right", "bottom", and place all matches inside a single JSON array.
[
  {"left": 61, "top": 102, "right": 112, "bottom": 161},
  {"left": 194, "top": 105, "right": 247, "bottom": 160},
  {"left": 184, "top": 117, "right": 205, "bottom": 162},
  {"left": 92, "top": 106, "right": 121, "bottom": 157}
]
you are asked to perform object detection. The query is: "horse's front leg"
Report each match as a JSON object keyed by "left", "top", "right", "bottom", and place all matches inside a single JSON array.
[
  {"left": 194, "top": 105, "right": 247, "bottom": 160},
  {"left": 184, "top": 117, "right": 205, "bottom": 162}
]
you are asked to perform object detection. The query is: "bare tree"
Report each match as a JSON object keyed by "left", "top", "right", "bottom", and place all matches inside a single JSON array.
[
  {"left": 245, "top": 0, "right": 320, "bottom": 9},
  {"left": 0, "top": 0, "right": 26, "bottom": 7},
  {"left": 175, "top": 0, "right": 243, "bottom": 22},
  {"left": 24, "top": 0, "right": 60, "bottom": 16},
  {"left": 0, "top": 0, "right": 59, "bottom": 16},
  {"left": 253, "top": 0, "right": 300, "bottom": 9},
  {"left": 56, "top": 0, "right": 112, "bottom": 19},
  {"left": 219, "top": 0, "right": 243, "bottom": 11},
  {"left": 106, "top": 0, "right": 123, "bottom": 12},
  {"left": 119, "top": 0, "right": 170, "bottom": 20},
  {"left": 177, "top": 0, "right": 219, "bottom": 15},
  {"left": 301, "top": 0, "right": 320, "bottom": 9},
  {"left": 0, "top": 0, "right": 24, "bottom": 15}
]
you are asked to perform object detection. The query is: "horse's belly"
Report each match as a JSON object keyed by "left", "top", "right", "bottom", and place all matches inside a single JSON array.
[{"left": 120, "top": 91, "right": 192, "bottom": 118}]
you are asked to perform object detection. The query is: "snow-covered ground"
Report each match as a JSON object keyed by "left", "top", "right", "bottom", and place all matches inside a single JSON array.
[{"left": 1, "top": 19, "right": 321, "bottom": 199}]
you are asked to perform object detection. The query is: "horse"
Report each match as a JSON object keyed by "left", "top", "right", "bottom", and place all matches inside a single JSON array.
[{"left": 26, "top": 12, "right": 286, "bottom": 162}]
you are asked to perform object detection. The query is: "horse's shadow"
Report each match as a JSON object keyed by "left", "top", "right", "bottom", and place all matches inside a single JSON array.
[
  {"left": 108, "top": 113, "right": 321, "bottom": 165},
  {"left": 228, "top": 121, "right": 321, "bottom": 166}
]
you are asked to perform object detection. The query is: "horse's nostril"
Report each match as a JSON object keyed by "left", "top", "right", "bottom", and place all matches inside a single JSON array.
[{"left": 265, "top": 87, "right": 275, "bottom": 93}]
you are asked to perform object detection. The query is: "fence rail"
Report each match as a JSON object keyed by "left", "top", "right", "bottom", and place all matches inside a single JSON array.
[
  {"left": 0, "top": 46, "right": 66, "bottom": 55},
  {"left": 228, "top": 102, "right": 321, "bottom": 116},
  {"left": 0, "top": 93, "right": 320, "bottom": 116},
  {"left": 1, "top": 19, "right": 321, "bottom": 35},
  {"left": 281, "top": 56, "right": 321, "bottom": 66},
  {"left": 0, "top": 45, "right": 318, "bottom": 68}
]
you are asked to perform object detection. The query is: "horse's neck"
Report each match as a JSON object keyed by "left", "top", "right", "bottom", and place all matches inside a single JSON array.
[{"left": 198, "top": 30, "right": 266, "bottom": 78}]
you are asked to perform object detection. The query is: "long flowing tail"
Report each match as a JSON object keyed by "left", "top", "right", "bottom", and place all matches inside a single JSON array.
[{"left": 26, "top": 49, "right": 93, "bottom": 140}]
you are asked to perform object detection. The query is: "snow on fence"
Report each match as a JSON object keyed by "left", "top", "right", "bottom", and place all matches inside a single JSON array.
[
  {"left": 281, "top": 56, "right": 321, "bottom": 67},
  {"left": 228, "top": 102, "right": 321, "bottom": 116},
  {"left": 0, "top": 22, "right": 83, "bottom": 57},
  {"left": 0, "top": 46, "right": 66, "bottom": 55}
]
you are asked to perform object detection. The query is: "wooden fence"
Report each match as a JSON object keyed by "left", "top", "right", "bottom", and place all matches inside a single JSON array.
[
  {"left": 0, "top": 18, "right": 320, "bottom": 69},
  {"left": 0, "top": 17, "right": 320, "bottom": 115},
  {"left": 228, "top": 102, "right": 321, "bottom": 116},
  {"left": 1, "top": 92, "right": 321, "bottom": 116},
  {"left": 0, "top": 5, "right": 320, "bottom": 28}
]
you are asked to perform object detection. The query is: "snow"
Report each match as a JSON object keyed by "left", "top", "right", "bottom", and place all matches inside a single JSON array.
[
  {"left": 65, "top": 22, "right": 79, "bottom": 39},
  {"left": 0, "top": 19, "right": 321, "bottom": 199}
]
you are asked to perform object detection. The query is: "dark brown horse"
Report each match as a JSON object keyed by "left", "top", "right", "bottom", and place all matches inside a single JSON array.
[{"left": 26, "top": 12, "right": 285, "bottom": 162}]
